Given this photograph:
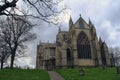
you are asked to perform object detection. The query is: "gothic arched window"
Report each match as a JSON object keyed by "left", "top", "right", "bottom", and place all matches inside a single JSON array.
[
  {"left": 77, "top": 32, "right": 91, "bottom": 59},
  {"left": 79, "top": 21, "right": 84, "bottom": 28}
]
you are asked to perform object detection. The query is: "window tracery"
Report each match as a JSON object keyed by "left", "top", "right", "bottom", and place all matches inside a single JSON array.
[{"left": 77, "top": 32, "right": 91, "bottom": 59}]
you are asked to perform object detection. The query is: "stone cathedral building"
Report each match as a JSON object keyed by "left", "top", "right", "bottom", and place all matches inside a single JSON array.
[{"left": 36, "top": 15, "right": 111, "bottom": 70}]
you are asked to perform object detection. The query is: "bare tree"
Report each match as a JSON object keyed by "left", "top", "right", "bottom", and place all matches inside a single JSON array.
[
  {"left": 0, "top": 0, "right": 65, "bottom": 24},
  {"left": 0, "top": 41, "right": 10, "bottom": 69},
  {"left": 114, "top": 47, "right": 120, "bottom": 67},
  {"left": 0, "top": 16, "right": 36, "bottom": 69},
  {"left": 109, "top": 47, "right": 120, "bottom": 67}
]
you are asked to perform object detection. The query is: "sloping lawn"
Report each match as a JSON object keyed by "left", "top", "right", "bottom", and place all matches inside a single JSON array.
[
  {"left": 0, "top": 69, "right": 49, "bottom": 80},
  {"left": 56, "top": 68, "right": 120, "bottom": 80}
]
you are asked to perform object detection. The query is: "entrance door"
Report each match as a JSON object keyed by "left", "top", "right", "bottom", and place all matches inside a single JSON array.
[{"left": 47, "top": 58, "right": 56, "bottom": 71}]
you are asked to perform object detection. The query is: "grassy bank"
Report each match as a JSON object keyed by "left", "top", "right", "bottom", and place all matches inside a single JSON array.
[
  {"left": 0, "top": 69, "right": 49, "bottom": 80},
  {"left": 56, "top": 68, "right": 120, "bottom": 80}
]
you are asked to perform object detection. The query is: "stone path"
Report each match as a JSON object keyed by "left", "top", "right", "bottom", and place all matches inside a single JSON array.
[{"left": 48, "top": 71, "right": 64, "bottom": 80}]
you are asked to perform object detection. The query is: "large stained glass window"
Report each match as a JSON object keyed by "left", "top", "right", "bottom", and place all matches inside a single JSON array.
[{"left": 77, "top": 32, "right": 91, "bottom": 59}]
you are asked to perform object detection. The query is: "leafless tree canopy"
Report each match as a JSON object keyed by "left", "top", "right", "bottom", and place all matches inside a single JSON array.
[
  {"left": 0, "top": 16, "right": 36, "bottom": 68},
  {"left": 109, "top": 47, "right": 120, "bottom": 67},
  {"left": 0, "top": 0, "right": 65, "bottom": 68},
  {"left": 0, "top": 0, "right": 65, "bottom": 24},
  {"left": 0, "top": 16, "right": 36, "bottom": 48}
]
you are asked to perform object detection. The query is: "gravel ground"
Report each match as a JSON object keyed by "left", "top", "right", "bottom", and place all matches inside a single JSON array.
[{"left": 48, "top": 71, "right": 64, "bottom": 80}]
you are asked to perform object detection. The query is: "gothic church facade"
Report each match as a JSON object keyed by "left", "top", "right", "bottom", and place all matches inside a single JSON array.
[{"left": 36, "top": 16, "right": 111, "bottom": 70}]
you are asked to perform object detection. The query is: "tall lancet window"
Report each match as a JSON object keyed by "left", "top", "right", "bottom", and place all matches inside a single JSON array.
[
  {"left": 79, "top": 21, "right": 84, "bottom": 28},
  {"left": 77, "top": 32, "right": 91, "bottom": 59}
]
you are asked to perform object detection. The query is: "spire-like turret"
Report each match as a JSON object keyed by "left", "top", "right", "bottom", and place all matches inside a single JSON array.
[
  {"left": 103, "top": 41, "right": 107, "bottom": 46},
  {"left": 69, "top": 15, "right": 73, "bottom": 28},
  {"left": 58, "top": 26, "right": 61, "bottom": 32},
  {"left": 80, "top": 14, "right": 81, "bottom": 17},
  {"left": 89, "top": 18, "right": 93, "bottom": 27},
  {"left": 99, "top": 37, "right": 103, "bottom": 45},
  {"left": 89, "top": 18, "right": 92, "bottom": 24},
  {"left": 103, "top": 41, "right": 108, "bottom": 48}
]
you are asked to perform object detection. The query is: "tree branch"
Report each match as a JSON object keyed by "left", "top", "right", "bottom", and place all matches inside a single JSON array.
[{"left": 0, "top": 0, "right": 18, "bottom": 14}]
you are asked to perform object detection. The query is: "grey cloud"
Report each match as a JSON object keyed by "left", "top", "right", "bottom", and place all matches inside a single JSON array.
[
  {"left": 106, "top": 1, "right": 120, "bottom": 26},
  {"left": 116, "top": 28, "right": 120, "bottom": 32}
]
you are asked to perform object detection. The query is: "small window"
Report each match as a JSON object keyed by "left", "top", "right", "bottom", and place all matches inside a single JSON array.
[
  {"left": 50, "top": 48, "right": 55, "bottom": 57},
  {"left": 79, "top": 21, "right": 84, "bottom": 28}
]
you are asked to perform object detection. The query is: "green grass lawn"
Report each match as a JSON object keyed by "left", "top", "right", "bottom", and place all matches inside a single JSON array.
[
  {"left": 0, "top": 69, "right": 49, "bottom": 80},
  {"left": 56, "top": 67, "right": 120, "bottom": 80}
]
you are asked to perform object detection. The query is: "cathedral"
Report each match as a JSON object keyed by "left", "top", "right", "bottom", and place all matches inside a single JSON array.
[{"left": 36, "top": 15, "right": 111, "bottom": 70}]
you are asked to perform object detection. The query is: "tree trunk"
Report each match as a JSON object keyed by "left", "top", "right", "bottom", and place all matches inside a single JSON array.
[
  {"left": 10, "top": 53, "right": 15, "bottom": 69},
  {"left": 1, "top": 60, "right": 3, "bottom": 69},
  {"left": 10, "top": 44, "right": 18, "bottom": 69}
]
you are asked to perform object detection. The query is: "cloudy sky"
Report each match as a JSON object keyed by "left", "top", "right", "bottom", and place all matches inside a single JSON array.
[{"left": 15, "top": 0, "right": 120, "bottom": 68}]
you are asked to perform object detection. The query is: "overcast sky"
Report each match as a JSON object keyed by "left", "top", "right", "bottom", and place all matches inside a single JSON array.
[{"left": 15, "top": 0, "right": 120, "bottom": 68}]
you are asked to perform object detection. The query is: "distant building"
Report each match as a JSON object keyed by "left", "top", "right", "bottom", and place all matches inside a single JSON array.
[{"left": 36, "top": 15, "right": 111, "bottom": 70}]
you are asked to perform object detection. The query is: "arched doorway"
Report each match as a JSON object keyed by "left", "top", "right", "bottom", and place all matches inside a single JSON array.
[
  {"left": 47, "top": 57, "right": 56, "bottom": 71},
  {"left": 66, "top": 48, "right": 73, "bottom": 68}
]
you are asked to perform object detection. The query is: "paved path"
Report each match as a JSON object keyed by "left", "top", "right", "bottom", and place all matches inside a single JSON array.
[{"left": 48, "top": 71, "right": 64, "bottom": 80}]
